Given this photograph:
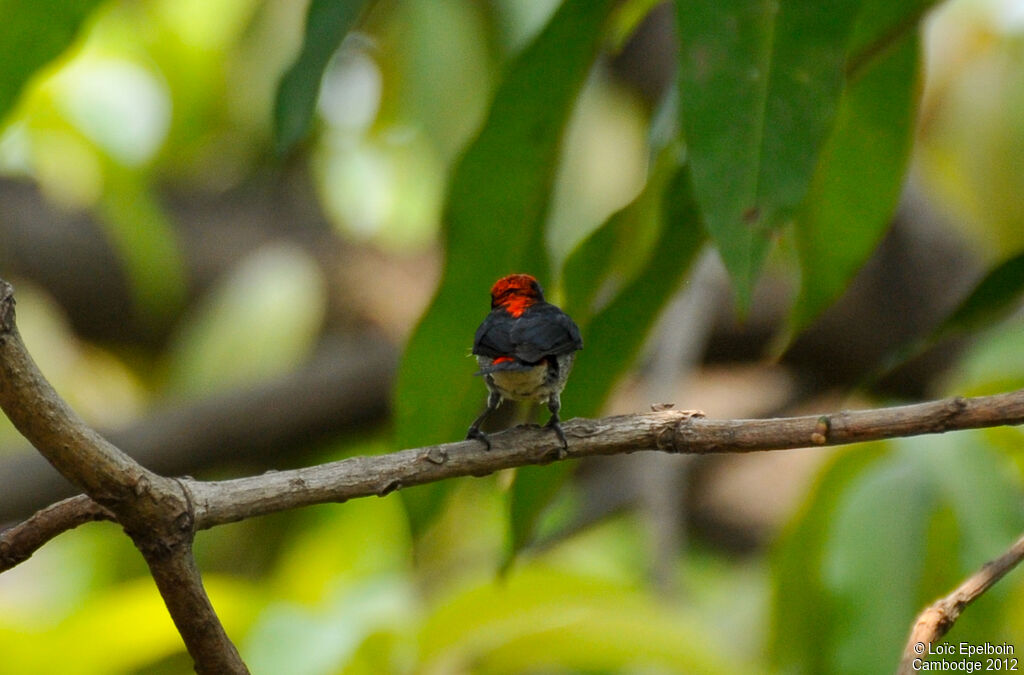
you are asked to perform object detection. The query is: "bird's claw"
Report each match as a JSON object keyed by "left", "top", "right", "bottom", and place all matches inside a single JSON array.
[
  {"left": 466, "top": 426, "right": 492, "bottom": 451},
  {"left": 546, "top": 420, "right": 568, "bottom": 450}
]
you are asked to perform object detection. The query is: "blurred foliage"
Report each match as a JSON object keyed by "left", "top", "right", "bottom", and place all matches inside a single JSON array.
[
  {"left": 0, "top": 0, "right": 104, "bottom": 121},
  {"left": 771, "top": 435, "right": 1024, "bottom": 673},
  {"left": 274, "top": 0, "right": 373, "bottom": 154},
  {"left": 163, "top": 242, "right": 327, "bottom": 397},
  {"left": 790, "top": 0, "right": 925, "bottom": 334},
  {"left": 2, "top": 0, "right": 1024, "bottom": 674},
  {"left": 676, "top": 0, "right": 863, "bottom": 312},
  {"left": 394, "top": 0, "right": 617, "bottom": 538}
]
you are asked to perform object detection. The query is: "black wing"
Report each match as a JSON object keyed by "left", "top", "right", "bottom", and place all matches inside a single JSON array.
[
  {"left": 472, "top": 309, "right": 518, "bottom": 359},
  {"left": 510, "top": 302, "right": 582, "bottom": 362},
  {"left": 472, "top": 302, "right": 582, "bottom": 363}
]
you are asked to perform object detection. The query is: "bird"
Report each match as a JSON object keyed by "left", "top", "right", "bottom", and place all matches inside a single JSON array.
[{"left": 467, "top": 273, "right": 583, "bottom": 450}]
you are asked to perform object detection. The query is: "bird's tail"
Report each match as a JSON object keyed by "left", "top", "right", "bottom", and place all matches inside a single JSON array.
[{"left": 474, "top": 357, "right": 538, "bottom": 376}]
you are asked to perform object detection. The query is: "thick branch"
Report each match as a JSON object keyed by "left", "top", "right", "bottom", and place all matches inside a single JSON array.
[
  {"left": 898, "top": 532, "right": 1024, "bottom": 674},
  {"left": 189, "top": 390, "right": 1024, "bottom": 529},
  {"left": 141, "top": 542, "right": 248, "bottom": 675},
  {"left": 0, "top": 281, "right": 160, "bottom": 507}
]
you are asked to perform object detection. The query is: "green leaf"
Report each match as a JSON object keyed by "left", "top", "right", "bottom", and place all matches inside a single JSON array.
[
  {"left": 820, "top": 450, "right": 936, "bottom": 672},
  {"left": 866, "top": 249, "right": 1024, "bottom": 386},
  {"left": 563, "top": 164, "right": 704, "bottom": 417},
  {"left": 273, "top": 0, "right": 373, "bottom": 155},
  {"left": 935, "top": 250, "right": 1024, "bottom": 340},
  {"left": 676, "top": 0, "right": 862, "bottom": 310},
  {"left": 844, "top": 0, "right": 941, "bottom": 79},
  {"left": 0, "top": 0, "right": 102, "bottom": 125},
  {"left": 1, "top": 573, "right": 258, "bottom": 673},
  {"left": 790, "top": 23, "right": 920, "bottom": 332},
  {"left": 946, "top": 315, "right": 1024, "bottom": 397},
  {"left": 562, "top": 142, "right": 682, "bottom": 322},
  {"left": 100, "top": 169, "right": 187, "bottom": 328},
  {"left": 394, "top": 0, "right": 617, "bottom": 536},
  {"left": 419, "top": 564, "right": 746, "bottom": 674},
  {"left": 507, "top": 162, "right": 705, "bottom": 556},
  {"left": 769, "top": 443, "right": 888, "bottom": 674}
]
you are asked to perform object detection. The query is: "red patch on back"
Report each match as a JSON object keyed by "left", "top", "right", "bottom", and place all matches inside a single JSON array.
[{"left": 501, "top": 295, "right": 533, "bottom": 317}]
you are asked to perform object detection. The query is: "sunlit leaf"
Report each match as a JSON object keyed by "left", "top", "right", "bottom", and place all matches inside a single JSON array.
[
  {"left": 394, "top": 0, "right": 617, "bottom": 536},
  {"left": 790, "top": 22, "right": 920, "bottom": 332},
  {"left": 562, "top": 142, "right": 681, "bottom": 322},
  {"left": 770, "top": 444, "right": 887, "bottom": 674},
  {"left": 419, "top": 564, "right": 747, "bottom": 673},
  {"left": 508, "top": 161, "right": 705, "bottom": 557},
  {"left": 561, "top": 164, "right": 703, "bottom": 419},
  {"left": 274, "top": 0, "right": 373, "bottom": 154},
  {"left": 271, "top": 483, "right": 412, "bottom": 605},
  {"left": 0, "top": 0, "right": 102, "bottom": 124},
  {"left": 676, "top": 0, "right": 862, "bottom": 310},
  {"left": 0, "top": 575, "right": 257, "bottom": 674},
  {"left": 244, "top": 577, "right": 413, "bottom": 675},
  {"left": 946, "top": 315, "right": 1024, "bottom": 397}
]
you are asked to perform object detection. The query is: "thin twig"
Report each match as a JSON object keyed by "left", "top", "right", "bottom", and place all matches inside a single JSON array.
[
  {"left": 0, "top": 495, "right": 114, "bottom": 571},
  {"left": 898, "top": 532, "right": 1024, "bottom": 674}
]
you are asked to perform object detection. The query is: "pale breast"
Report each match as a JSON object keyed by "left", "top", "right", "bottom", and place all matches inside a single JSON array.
[{"left": 488, "top": 364, "right": 550, "bottom": 401}]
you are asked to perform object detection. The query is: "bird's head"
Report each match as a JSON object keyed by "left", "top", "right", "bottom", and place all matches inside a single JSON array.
[{"left": 490, "top": 274, "right": 544, "bottom": 317}]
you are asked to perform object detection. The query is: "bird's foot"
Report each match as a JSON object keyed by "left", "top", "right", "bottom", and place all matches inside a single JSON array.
[
  {"left": 466, "top": 426, "right": 492, "bottom": 451},
  {"left": 545, "top": 419, "right": 568, "bottom": 451}
]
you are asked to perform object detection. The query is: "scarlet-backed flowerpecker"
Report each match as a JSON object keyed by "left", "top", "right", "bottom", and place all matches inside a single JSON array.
[{"left": 467, "top": 273, "right": 583, "bottom": 450}]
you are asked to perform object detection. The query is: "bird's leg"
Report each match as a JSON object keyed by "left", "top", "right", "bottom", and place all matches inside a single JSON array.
[
  {"left": 544, "top": 394, "right": 568, "bottom": 450},
  {"left": 467, "top": 390, "right": 502, "bottom": 450}
]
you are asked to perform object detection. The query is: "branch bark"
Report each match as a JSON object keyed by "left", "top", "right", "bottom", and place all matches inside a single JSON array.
[
  {"left": 0, "top": 495, "right": 113, "bottom": 571},
  {"left": 0, "top": 334, "right": 394, "bottom": 523},
  {"left": 898, "top": 531, "right": 1024, "bottom": 674},
  {"left": 187, "top": 391, "right": 1024, "bottom": 529}
]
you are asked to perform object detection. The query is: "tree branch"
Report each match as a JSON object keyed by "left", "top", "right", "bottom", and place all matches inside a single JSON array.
[
  {"left": 0, "top": 334, "right": 394, "bottom": 523},
  {"left": 0, "top": 282, "right": 162, "bottom": 507},
  {"left": 0, "top": 495, "right": 113, "bottom": 571},
  {"left": 188, "top": 390, "right": 1024, "bottom": 529},
  {"left": 898, "top": 531, "right": 1024, "bottom": 674},
  {"left": 5, "top": 274, "right": 1024, "bottom": 673},
  {"left": 141, "top": 538, "right": 248, "bottom": 675}
]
